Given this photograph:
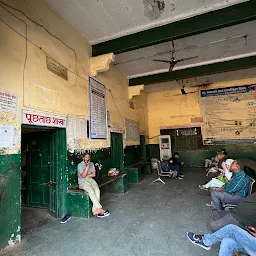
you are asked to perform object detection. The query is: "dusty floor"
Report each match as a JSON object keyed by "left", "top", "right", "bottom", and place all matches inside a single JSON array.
[{"left": 1, "top": 168, "right": 220, "bottom": 256}]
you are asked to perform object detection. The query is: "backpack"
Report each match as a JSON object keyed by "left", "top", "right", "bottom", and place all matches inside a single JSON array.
[{"left": 161, "top": 160, "right": 178, "bottom": 178}]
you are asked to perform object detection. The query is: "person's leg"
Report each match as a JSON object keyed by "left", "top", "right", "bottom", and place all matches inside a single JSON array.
[
  {"left": 203, "top": 224, "right": 256, "bottom": 255},
  {"left": 205, "top": 159, "right": 211, "bottom": 168},
  {"left": 219, "top": 238, "right": 247, "bottom": 256},
  {"left": 211, "top": 191, "right": 242, "bottom": 210},
  {"left": 209, "top": 211, "right": 240, "bottom": 232},
  {"left": 88, "top": 178, "right": 101, "bottom": 203},
  {"left": 170, "top": 164, "right": 180, "bottom": 176},
  {"left": 79, "top": 180, "right": 102, "bottom": 213},
  {"left": 205, "top": 179, "right": 224, "bottom": 189}
]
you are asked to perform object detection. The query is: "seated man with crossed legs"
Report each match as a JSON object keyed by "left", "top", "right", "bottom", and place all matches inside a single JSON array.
[{"left": 77, "top": 152, "right": 110, "bottom": 218}]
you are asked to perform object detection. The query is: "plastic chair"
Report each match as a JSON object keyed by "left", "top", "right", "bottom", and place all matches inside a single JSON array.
[
  {"left": 223, "top": 177, "right": 255, "bottom": 210},
  {"left": 152, "top": 160, "right": 171, "bottom": 184}
]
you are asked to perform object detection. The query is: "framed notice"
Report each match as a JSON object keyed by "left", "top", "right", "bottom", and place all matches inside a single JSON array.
[
  {"left": 125, "top": 118, "right": 140, "bottom": 141},
  {"left": 201, "top": 84, "right": 256, "bottom": 145},
  {"left": 89, "top": 77, "right": 107, "bottom": 139}
]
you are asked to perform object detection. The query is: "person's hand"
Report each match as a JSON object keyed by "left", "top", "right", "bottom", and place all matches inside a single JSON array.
[
  {"left": 170, "top": 160, "right": 173, "bottom": 163},
  {"left": 181, "top": 162, "right": 184, "bottom": 165}
]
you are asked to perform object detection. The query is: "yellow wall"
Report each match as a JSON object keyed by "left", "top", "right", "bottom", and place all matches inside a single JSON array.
[
  {"left": 147, "top": 77, "right": 256, "bottom": 144},
  {"left": 0, "top": 0, "right": 142, "bottom": 154}
]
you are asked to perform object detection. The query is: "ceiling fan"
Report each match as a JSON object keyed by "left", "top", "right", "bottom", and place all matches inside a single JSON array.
[{"left": 153, "top": 41, "right": 198, "bottom": 71}]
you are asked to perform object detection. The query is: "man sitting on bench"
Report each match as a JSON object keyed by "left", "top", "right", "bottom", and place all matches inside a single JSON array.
[
  {"left": 77, "top": 152, "right": 110, "bottom": 218},
  {"left": 207, "top": 160, "right": 250, "bottom": 210}
]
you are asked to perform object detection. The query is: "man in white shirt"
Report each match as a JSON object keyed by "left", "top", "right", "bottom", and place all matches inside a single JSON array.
[{"left": 77, "top": 152, "right": 110, "bottom": 218}]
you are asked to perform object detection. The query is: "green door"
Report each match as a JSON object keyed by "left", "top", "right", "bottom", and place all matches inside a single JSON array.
[
  {"left": 140, "top": 135, "right": 146, "bottom": 161},
  {"left": 111, "top": 133, "right": 124, "bottom": 171},
  {"left": 26, "top": 131, "right": 57, "bottom": 214}
]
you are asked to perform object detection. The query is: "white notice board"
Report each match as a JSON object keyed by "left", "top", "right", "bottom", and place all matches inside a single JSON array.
[
  {"left": 0, "top": 89, "right": 17, "bottom": 113},
  {"left": 89, "top": 77, "right": 107, "bottom": 139},
  {"left": 125, "top": 118, "right": 140, "bottom": 141}
]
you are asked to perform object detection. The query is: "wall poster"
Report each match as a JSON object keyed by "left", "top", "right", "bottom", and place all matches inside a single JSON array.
[
  {"left": 89, "top": 77, "right": 107, "bottom": 139},
  {"left": 125, "top": 118, "right": 140, "bottom": 141},
  {"left": 201, "top": 84, "right": 256, "bottom": 145},
  {"left": 0, "top": 89, "right": 17, "bottom": 113}
]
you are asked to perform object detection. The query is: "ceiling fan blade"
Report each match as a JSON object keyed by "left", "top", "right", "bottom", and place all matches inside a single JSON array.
[
  {"left": 153, "top": 59, "right": 172, "bottom": 63},
  {"left": 176, "top": 56, "right": 198, "bottom": 63}
]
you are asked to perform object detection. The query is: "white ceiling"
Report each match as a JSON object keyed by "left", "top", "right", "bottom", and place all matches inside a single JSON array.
[
  {"left": 44, "top": 0, "right": 248, "bottom": 44},
  {"left": 115, "top": 21, "right": 256, "bottom": 78}
]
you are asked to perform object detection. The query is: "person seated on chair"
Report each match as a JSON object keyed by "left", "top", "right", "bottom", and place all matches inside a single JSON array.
[
  {"left": 77, "top": 152, "right": 110, "bottom": 218},
  {"left": 187, "top": 224, "right": 256, "bottom": 256},
  {"left": 169, "top": 152, "right": 184, "bottom": 180},
  {"left": 205, "top": 148, "right": 226, "bottom": 168},
  {"left": 206, "top": 160, "right": 250, "bottom": 210},
  {"left": 206, "top": 151, "right": 227, "bottom": 180},
  {"left": 208, "top": 192, "right": 256, "bottom": 232},
  {"left": 199, "top": 159, "right": 234, "bottom": 190}
]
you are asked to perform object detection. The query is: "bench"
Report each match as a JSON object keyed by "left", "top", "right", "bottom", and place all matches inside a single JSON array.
[
  {"left": 66, "top": 173, "right": 128, "bottom": 218},
  {"left": 124, "top": 162, "right": 151, "bottom": 183}
]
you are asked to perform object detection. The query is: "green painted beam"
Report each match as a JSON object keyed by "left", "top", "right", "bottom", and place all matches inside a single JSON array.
[
  {"left": 129, "top": 56, "right": 256, "bottom": 86},
  {"left": 92, "top": 1, "right": 256, "bottom": 56}
]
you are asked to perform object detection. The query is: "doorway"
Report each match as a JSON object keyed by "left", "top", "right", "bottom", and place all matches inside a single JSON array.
[
  {"left": 21, "top": 125, "right": 66, "bottom": 236},
  {"left": 110, "top": 132, "right": 124, "bottom": 171}
]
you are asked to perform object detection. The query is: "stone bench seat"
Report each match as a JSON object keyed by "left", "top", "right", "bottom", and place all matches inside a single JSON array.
[
  {"left": 124, "top": 162, "right": 151, "bottom": 183},
  {"left": 67, "top": 173, "right": 128, "bottom": 218}
]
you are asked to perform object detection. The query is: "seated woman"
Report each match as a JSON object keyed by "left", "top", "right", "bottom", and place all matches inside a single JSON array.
[
  {"left": 199, "top": 159, "right": 233, "bottom": 190},
  {"left": 206, "top": 151, "right": 228, "bottom": 180}
]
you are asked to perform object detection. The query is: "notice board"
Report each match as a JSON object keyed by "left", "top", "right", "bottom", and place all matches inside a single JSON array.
[
  {"left": 125, "top": 118, "right": 140, "bottom": 141},
  {"left": 201, "top": 84, "right": 256, "bottom": 145},
  {"left": 89, "top": 77, "right": 107, "bottom": 139}
]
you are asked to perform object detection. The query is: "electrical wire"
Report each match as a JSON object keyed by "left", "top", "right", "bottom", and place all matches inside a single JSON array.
[{"left": 0, "top": 2, "right": 149, "bottom": 140}]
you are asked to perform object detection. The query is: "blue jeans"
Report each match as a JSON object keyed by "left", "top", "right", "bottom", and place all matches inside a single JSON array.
[
  {"left": 203, "top": 224, "right": 256, "bottom": 256},
  {"left": 170, "top": 164, "right": 181, "bottom": 176}
]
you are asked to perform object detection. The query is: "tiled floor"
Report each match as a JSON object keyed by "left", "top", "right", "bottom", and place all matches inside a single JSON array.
[{"left": 1, "top": 168, "right": 220, "bottom": 256}]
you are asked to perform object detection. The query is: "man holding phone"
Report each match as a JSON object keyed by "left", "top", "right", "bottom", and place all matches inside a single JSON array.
[{"left": 77, "top": 152, "right": 110, "bottom": 218}]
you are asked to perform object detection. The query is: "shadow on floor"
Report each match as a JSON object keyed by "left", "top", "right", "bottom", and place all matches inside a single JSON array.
[{"left": 21, "top": 207, "right": 56, "bottom": 236}]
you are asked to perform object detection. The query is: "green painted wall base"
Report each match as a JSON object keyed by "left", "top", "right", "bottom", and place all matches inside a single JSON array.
[
  {"left": 0, "top": 154, "right": 21, "bottom": 251},
  {"left": 141, "top": 164, "right": 152, "bottom": 175},
  {"left": 147, "top": 144, "right": 256, "bottom": 167}
]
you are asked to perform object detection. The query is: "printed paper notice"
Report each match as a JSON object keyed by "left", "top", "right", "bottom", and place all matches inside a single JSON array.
[
  {"left": 89, "top": 77, "right": 107, "bottom": 139},
  {"left": 0, "top": 125, "right": 15, "bottom": 148},
  {"left": 0, "top": 89, "right": 17, "bottom": 113}
]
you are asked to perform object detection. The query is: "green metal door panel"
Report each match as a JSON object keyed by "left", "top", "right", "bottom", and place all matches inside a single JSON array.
[
  {"left": 27, "top": 132, "right": 51, "bottom": 208},
  {"left": 54, "top": 129, "right": 67, "bottom": 218},
  {"left": 111, "top": 133, "right": 124, "bottom": 171}
]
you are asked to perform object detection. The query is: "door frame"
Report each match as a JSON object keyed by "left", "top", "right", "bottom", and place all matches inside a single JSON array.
[{"left": 21, "top": 126, "right": 67, "bottom": 218}]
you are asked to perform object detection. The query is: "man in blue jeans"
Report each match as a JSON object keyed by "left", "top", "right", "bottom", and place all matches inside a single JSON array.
[
  {"left": 169, "top": 152, "right": 184, "bottom": 180},
  {"left": 187, "top": 224, "right": 256, "bottom": 256}
]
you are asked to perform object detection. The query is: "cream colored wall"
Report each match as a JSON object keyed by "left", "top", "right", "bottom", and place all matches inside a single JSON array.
[
  {"left": 147, "top": 77, "right": 256, "bottom": 144},
  {"left": 0, "top": 0, "right": 142, "bottom": 154}
]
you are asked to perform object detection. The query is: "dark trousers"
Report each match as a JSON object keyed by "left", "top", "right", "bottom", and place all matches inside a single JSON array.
[
  {"left": 208, "top": 210, "right": 240, "bottom": 232},
  {"left": 170, "top": 164, "right": 181, "bottom": 176}
]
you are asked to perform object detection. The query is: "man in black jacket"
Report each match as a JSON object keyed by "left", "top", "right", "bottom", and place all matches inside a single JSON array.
[{"left": 169, "top": 152, "right": 184, "bottom": 180}]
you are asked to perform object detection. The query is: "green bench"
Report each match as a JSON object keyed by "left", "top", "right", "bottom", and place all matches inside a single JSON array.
[
  {"left": 124, "top": 162, "right": 151, "bottom": 183},
  {"left": 67, "top": 173, "right": 128, "bottom": 218}
]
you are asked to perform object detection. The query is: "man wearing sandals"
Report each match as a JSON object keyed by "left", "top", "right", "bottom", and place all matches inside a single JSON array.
[{"left": 77, "top": 152, "right": 110, "bottom": 218}]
